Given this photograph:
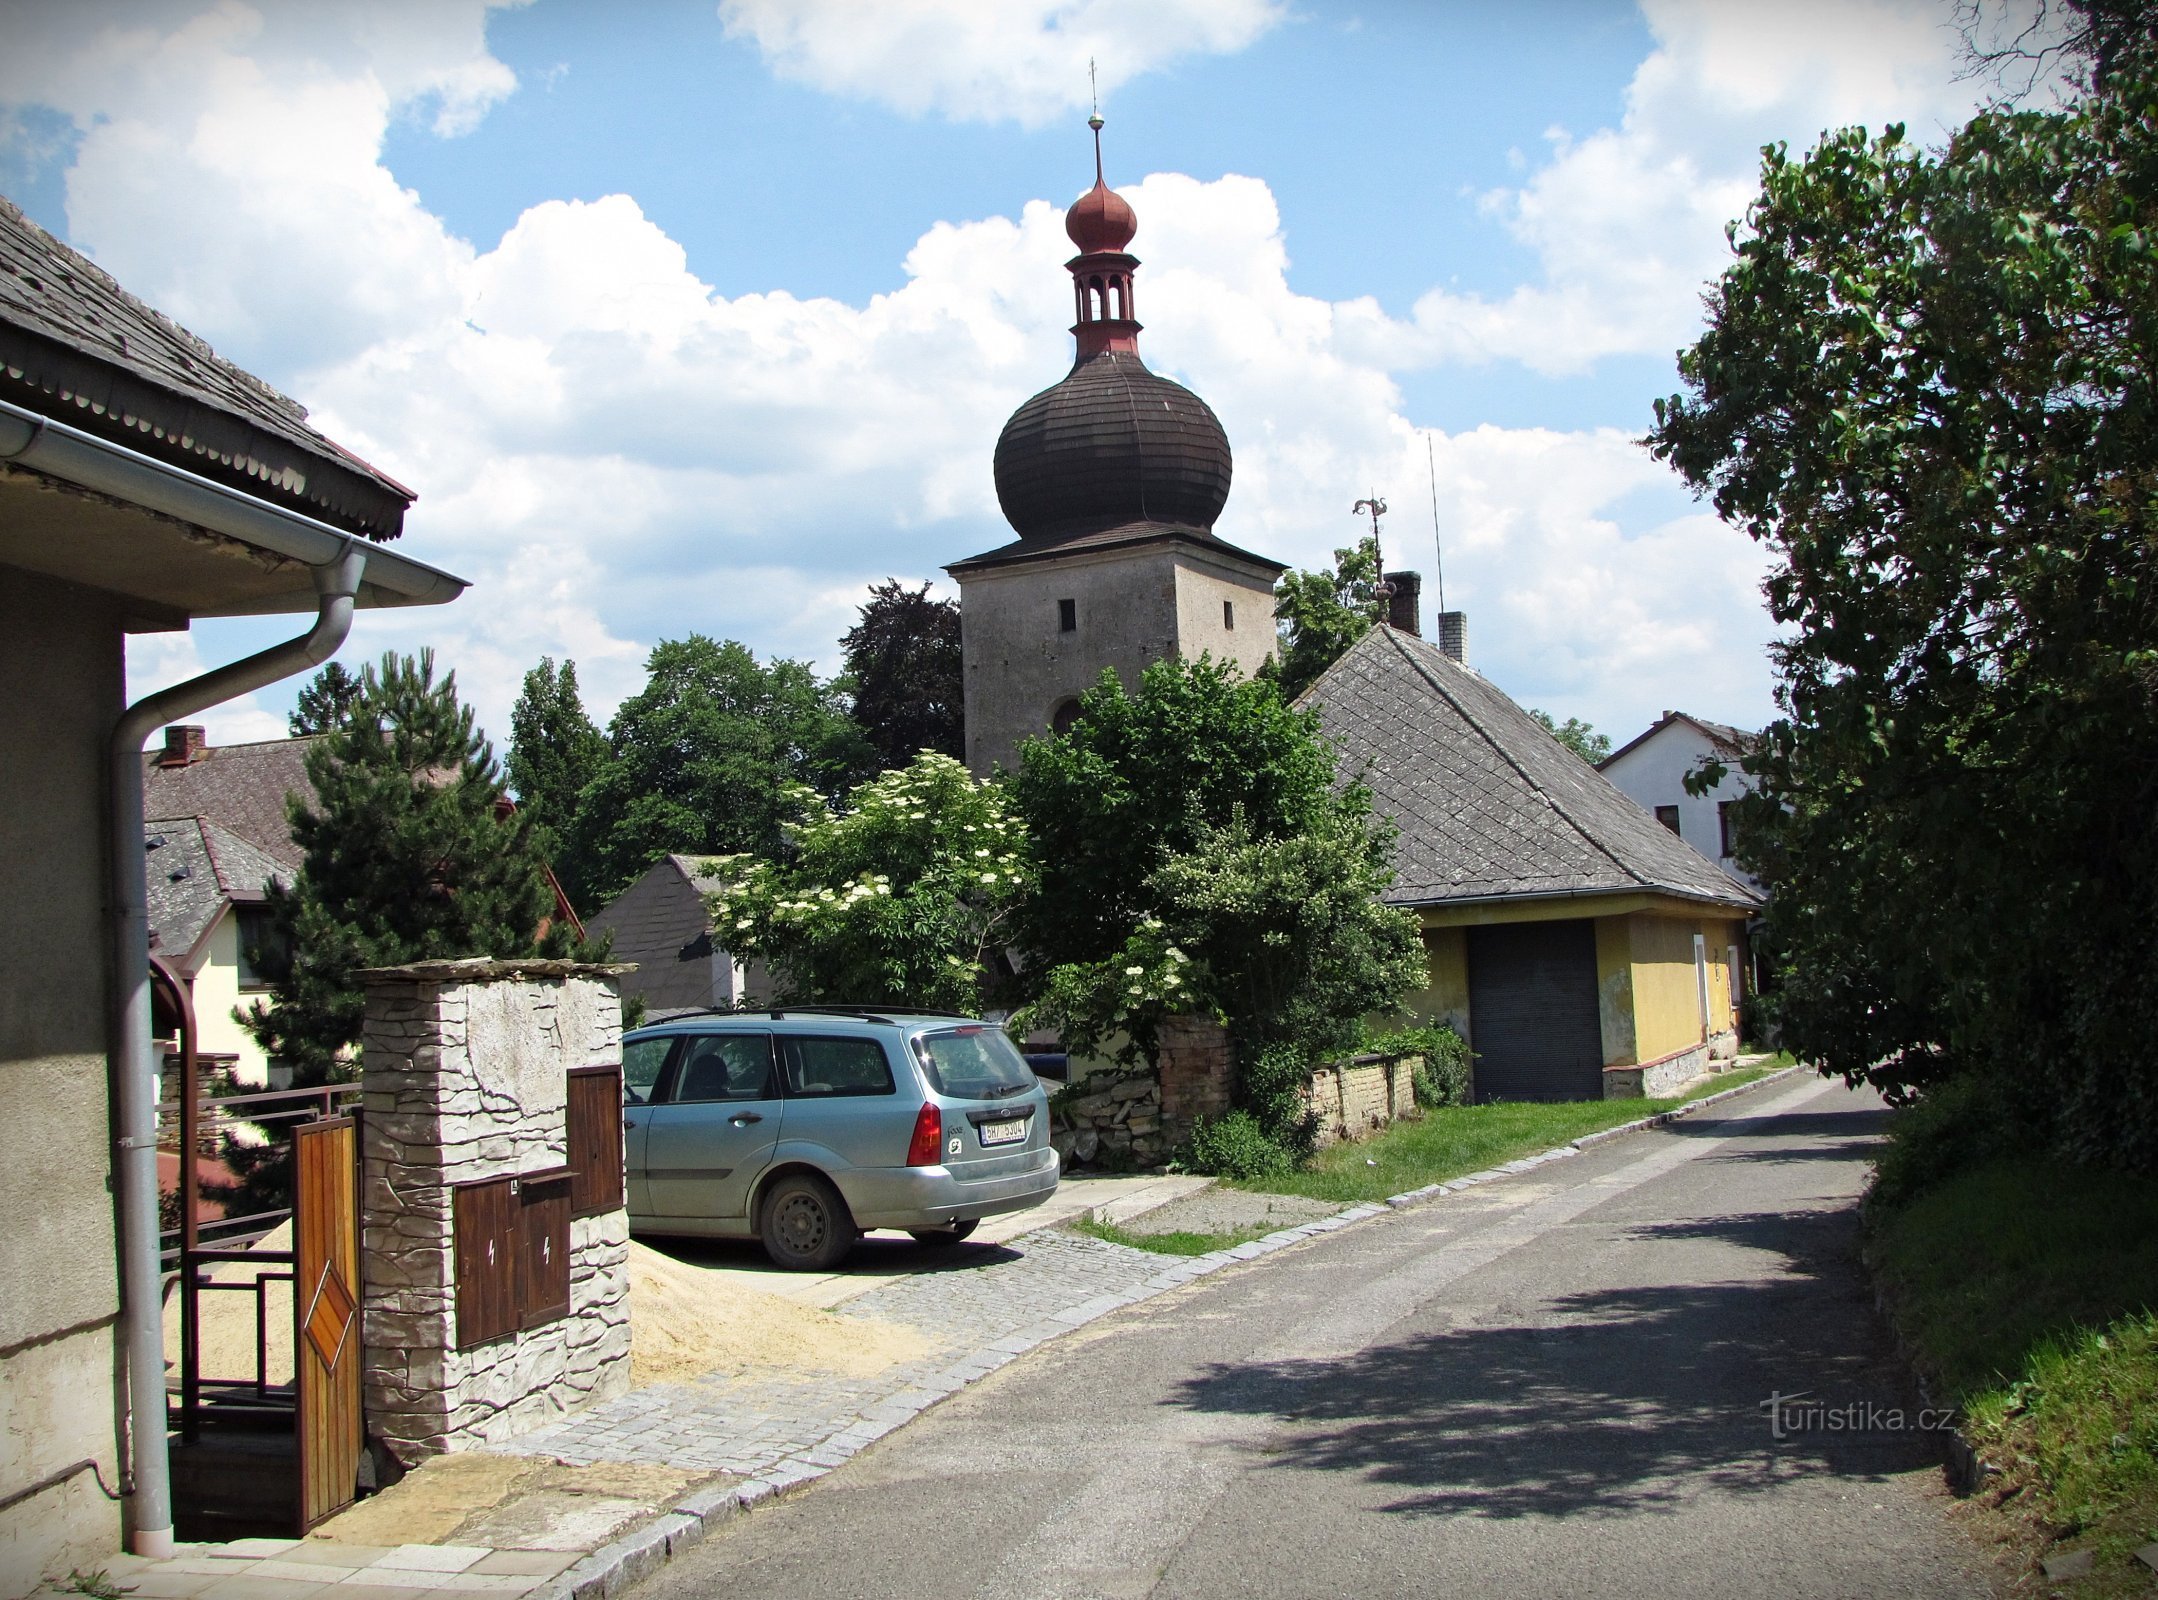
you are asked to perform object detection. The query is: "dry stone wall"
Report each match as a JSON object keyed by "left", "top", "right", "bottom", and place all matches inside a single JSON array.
[
  {"left": 1049, "top": 1065, "right": 1164, "bottom": 1170},
  {"left": 357, "top": 960, "right": 633, "bottom": 1467}
]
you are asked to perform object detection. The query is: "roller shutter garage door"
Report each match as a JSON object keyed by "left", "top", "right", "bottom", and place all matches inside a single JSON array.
[{"left": 1466, "top": 918, "right": 1603, "bottom": 1102}]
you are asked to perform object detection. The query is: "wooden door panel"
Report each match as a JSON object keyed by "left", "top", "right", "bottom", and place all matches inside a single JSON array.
[{"left": 293, "top": 1117, "right": 362, "bottom": 1533}]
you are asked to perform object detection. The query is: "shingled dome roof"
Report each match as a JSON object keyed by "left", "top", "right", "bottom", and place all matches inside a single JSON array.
[{"left": 992, "top": 351, "right": 1232, "bottom": 543}]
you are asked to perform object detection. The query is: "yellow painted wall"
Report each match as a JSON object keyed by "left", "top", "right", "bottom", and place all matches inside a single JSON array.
[
  {"left": 1398, "top": 926, "right": 1469, "bottom": 1041},
  {"left": 1593, "top": 917, "right": 1636, "bottom": 1065},
  {"left": 1626, "top": 911, "right": 1747, "bottom": 1063},
  {"left": 184, "top": 909, "right": 273, "bottom": 1086}
]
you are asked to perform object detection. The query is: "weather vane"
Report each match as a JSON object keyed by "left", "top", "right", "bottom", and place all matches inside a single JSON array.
[
  {"left": 1089, "top": 57, "right": 1100, "bottom": 125},
  {"left": 1354, "top": 495, "right": 1394, "bottom": 600}
]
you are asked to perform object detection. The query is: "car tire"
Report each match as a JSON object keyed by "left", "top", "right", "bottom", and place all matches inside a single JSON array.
[
  {"left": 760, "top": 1173, "right": 858, "bottom": 1271},
  {"left": 908, "top": 1220, "right": 979, "bottom": 1246}
]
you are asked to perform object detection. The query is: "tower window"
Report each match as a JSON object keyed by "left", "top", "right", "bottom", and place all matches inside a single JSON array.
[
  {"left": 1051, "top": 698, "right": 1083, "bottom": 736},
  {"left": 1223, "top": 600, "right": 1235, "bottom": 630},
  {"left": 1058, "top": 598, "right": 1077, "bottom": 633}
]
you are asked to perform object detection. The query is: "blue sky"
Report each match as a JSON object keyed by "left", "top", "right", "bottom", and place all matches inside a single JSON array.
[{"left": 0, "top": 1, "right": 1995, "bottom": 749}]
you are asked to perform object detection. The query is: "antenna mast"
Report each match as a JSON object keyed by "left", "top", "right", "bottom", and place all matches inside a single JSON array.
[{"left": 1425, "top": 433, "right": 1447, "bottom": 614}]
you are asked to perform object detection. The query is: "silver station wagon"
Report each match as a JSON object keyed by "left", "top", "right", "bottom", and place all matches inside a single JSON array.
[{"left": 620, "top": 1007, "right": 1059, "bottom": 1270}]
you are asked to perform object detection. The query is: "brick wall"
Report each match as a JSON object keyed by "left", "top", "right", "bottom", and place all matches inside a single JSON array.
[
  {"left": 1156, "top": 1014, "right": 1233, "bottom": 1148},
  {"left": 1304, "top": 1052, "right": 1419, "bottom": 1147}
]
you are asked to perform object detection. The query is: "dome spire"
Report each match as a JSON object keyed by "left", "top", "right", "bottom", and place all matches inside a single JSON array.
[{"left": 1063, "top": 111, "right": 1140, "bottom": 358}]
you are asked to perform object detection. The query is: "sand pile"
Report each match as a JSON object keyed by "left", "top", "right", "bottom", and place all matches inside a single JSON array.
[
  {"left": 627, "top": 1239, "right": 929, "bottom": 1386},
  {"left": 163, "top": 1220, "right": 295, "bottom": 1387},
  {"left": 162, "top": 1226, "right": 931, "bottom": 1393}
]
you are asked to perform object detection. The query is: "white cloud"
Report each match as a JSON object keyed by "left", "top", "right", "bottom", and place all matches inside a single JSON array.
[
  {"left": 1338, "top": 0, "right": 2028, "bottom": 377},
  {"left": 716, "top": 0, "right": 1285, "bottom": 126},
  {"left": 8, "top": 0, "right": 2006, "bottom": 755}
]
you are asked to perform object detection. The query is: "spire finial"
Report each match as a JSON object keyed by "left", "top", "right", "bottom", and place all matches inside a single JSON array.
[{"left": 1087, "top": 59, "right": 1104, "bottom": 183}]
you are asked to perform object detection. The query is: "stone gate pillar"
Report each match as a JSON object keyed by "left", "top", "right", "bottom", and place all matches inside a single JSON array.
[{"left": 356, "top": 958, "right": 633, "bottom": 1466}]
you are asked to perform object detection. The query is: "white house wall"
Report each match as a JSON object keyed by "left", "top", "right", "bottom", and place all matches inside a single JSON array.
[{"left": 1600, "top": 725, "right": 1760, "bottom": 892}]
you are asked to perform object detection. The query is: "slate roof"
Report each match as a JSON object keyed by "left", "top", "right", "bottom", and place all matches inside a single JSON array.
[
  {"left": 1597, "top": 709, "right": 1759, "bottom": 773},
  {"left": 587, "top": 855, "right": 736, "bottom": 1015},
  {"left": 1302, "top": 626, "right": 1759, "bottom": 911},
  {"left": 141, "top": 737, "right": 319, "bottom": 870},
  {"left": 144, "top": 816, "right": 291, "bottom": 958},
  {"left": 0, "top": 194, "right": 412, "bottom": 540}
]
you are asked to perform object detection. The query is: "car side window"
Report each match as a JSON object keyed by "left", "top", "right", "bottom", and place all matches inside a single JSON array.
[
  {"left": 622, "top": 1037, "right": 674, "bottom": 1105},
  {"left": 781, "top": 1036, "right": 896, "bottom": 1098},
  {"left": 667, "top": 1034, "right": 777, "bottom": 1103}
]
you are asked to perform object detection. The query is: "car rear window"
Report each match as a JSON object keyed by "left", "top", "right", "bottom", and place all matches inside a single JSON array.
[
  {"left": 781, "top": 1036, "right": 896, "bottom": 1098},
  {"left": 913, "top": 1026, "right": 1037, "bottom": 1100}
]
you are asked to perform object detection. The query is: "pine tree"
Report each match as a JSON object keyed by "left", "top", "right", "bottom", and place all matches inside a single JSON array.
[
  {"left": 244, "top": 650, "right": 576, "bottom": 1083},
  {"left": 506, "top": 656, "right": 608, "bottom": 906},
  {"left": 288, "top": 661, "right": 363, "bottom": 735}
]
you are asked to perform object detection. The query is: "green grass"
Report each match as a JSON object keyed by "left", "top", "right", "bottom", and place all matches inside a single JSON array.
[
  {"left": 1070, "top": 1216, "right": 1270, "bottom": 1256},
  {"left": 1869, "top": 1156, "right": 2158, "bottom": 1594},
  {"left": 1234, "top": 1063, "right": 1783, "bottom": 1206}
]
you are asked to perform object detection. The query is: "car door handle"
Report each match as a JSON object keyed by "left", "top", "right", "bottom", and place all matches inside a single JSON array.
[
  {"left": 730, "top": 1112, "right": 763, "bottom": 1126},
  {"left": 624, "top": 1117, "right": 641, "bottom": 1129}
]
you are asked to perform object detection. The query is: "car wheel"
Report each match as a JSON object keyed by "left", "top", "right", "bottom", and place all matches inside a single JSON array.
[
  {"left": 908, "top": 1219, "right": 979, "bottom": 1246},
  {"left": 760, "top": 1173, "right": 858, "bottom": 1271}
]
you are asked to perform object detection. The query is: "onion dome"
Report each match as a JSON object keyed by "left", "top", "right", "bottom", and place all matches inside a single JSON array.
[
  {"left": 983, "top": 113, "right": 1233, "bottom": 548},
  {"left": 994, "top": 355, "right": 1231, "bottom": 542}
]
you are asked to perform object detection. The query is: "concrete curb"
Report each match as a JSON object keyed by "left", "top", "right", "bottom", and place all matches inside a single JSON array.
[
  {"left": 1862, "top": 1251, "right": 1994, "bottom": 1497},
  {"left": 530, "top": 1062, "right": 1814, "bottom": 1600}
]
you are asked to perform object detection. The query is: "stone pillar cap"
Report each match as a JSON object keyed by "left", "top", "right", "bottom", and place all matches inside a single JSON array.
[{"left": 355, "top": 958, "right": 637, "bottom": 986}]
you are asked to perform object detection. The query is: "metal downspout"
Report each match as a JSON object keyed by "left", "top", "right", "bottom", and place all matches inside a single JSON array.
[{"left": 109, "top": 547, "right": 366, "bottom": 1557}]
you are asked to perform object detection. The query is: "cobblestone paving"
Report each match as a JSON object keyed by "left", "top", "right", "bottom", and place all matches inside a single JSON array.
[{"left": 504, "top": 1227, "right": 1220, "bottom": 1480}]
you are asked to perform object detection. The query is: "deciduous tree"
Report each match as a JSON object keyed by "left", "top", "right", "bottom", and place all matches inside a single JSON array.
[
  {"left": 567, "top": 635, "right": 877, "bottom": 906},
  {"left": 1648, "top": 31, "right": 2158, "bottom": 1165},
  {"left": 1270, "top": 534, "right": 1383, "bottom": 700}
]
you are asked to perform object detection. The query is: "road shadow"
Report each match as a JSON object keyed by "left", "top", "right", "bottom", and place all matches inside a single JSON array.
[{"left": 1167, "top": 1185, "right": 1942, "bottom": 1519}]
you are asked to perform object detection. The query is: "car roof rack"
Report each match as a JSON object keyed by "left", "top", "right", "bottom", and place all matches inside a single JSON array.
[{"left": 635, "top": 1003, "right": 977, "bottom": 1028}]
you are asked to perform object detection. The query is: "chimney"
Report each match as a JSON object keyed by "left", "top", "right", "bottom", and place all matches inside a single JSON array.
[
  {"left": 158, "top": 725, "right": 208, "bottom": 767},
  {"left": 1384, "top": 571, "right": 1422, "bottom": 636},
  {"left": 1436, "top": 612, "right": 1468, "bottom": 665}
]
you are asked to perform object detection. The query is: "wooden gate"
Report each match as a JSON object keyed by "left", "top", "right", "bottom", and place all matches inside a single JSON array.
[{"left": 293, "top": 1117, "right": 363, "bottom": 1531}]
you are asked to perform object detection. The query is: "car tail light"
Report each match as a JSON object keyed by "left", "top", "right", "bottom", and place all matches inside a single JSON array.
[{"left": 906, "top": 1103, "right": 943, "bottom": 1167}]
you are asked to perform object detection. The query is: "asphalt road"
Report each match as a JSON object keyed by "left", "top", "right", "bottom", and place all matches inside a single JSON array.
[{"left": 638, "top": 1074, "right": 1996, "bottom": 1599}]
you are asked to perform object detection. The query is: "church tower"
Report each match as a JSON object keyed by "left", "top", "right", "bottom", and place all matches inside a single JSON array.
[{"left": 946, "top": 117, "right": 1285, "bottom": 775}]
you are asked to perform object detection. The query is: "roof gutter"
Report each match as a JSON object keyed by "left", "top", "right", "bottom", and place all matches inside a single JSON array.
[
  {"left": 0, "top": 396, "right": 466, "bottom": 608},
  {"left": 109, "top": 548, "right": 368, "bottom": 1557}
]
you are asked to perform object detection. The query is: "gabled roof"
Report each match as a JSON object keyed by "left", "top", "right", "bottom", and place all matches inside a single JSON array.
[
  {"left": 0, "top": 194, "right": 411, "bottom": 540},
  {"left": 1302, "top": 626, "right": 1758, "bottom": 911},
  {"left": 1597, "top": 709, "right": 1759, "bottom": 773},
  {"left": 587, "top": 855, "right": 737, "bottom": 1014},
  {"left": 142, "top": 737, "right": 320, "bottom": 870},
  {"left": 144, "top": 816, "right": 292, "bottom": 958}
]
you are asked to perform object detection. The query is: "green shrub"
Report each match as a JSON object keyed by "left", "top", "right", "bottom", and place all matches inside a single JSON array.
[
  {"left": 1368, "top": 1023, "right": 1472, "bottom": 1109},
  {"left": 1180, "top": 1110, "right": 1294, "bottom": 1180},
  {"left": 1870, "top": 1070, "right": 2034, "bottom": 1207}
]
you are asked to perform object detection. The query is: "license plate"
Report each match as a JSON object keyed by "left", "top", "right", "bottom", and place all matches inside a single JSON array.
[{"left": 978, "top": 1118, "right": 1027, "bottom": 1146}]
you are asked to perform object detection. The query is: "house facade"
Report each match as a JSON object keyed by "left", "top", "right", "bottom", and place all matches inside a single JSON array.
[
  {"left": 142, "top": 816, "right": 291, "bottom": 1087},
  {"left": 1598, "top": 711, "right": 1762, "bottom": 893},
  {"left": 946, "top": 119, "right": 1283, "bottom": 776},
  {"left": 0, "top": 194, "right": 463, "bottom": 1588},
  {"left": 1304, "top": 625, "right": 1760, "bottom": 1101},
  {"left": 587, "top": 854, "right": 770, "bottom": 1019}
]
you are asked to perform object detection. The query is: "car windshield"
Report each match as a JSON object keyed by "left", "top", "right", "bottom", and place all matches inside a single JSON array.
[{"left": 913, "top": 1026, "right": 1037, "bottom": 1100}]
